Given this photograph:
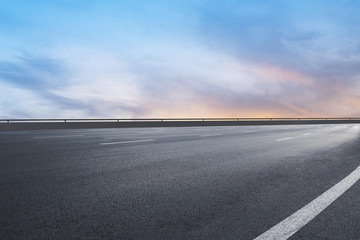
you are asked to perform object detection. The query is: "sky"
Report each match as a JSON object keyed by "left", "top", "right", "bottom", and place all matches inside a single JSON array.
[{"left": 1, "top": 0, "right": 360, "bottom": 118}]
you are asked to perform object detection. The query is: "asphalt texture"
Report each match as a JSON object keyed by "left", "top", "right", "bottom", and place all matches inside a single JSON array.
[{"left": 1, "top": 124, "right": 360, "bottom": 239}]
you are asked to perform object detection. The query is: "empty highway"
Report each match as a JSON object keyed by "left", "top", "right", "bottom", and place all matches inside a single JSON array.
[{"left": 1, "top": 124, "right": 360, "bottom": 239}]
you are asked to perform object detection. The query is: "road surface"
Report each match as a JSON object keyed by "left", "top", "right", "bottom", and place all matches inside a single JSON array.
[{"left": 1, "top": 124, "right": 360, "bottom": 239}]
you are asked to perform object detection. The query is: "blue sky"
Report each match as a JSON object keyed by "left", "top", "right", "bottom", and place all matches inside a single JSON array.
[{"left": 1, "top": 0, "right": 360, "bottom": 118}]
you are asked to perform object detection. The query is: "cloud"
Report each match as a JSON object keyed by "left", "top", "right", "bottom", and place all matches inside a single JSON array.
[
  {"left": 187, "top": 0, "right": 360, "bottom": 116},
  {"left": 2, "top": 44, "right": 359, "bottom": 118},
  {"left": 0, "top": 52, "right": 141, "bottom": 118}
]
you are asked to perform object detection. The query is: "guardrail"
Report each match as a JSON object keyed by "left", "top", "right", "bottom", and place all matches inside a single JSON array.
[{"left": 1, "top": 118, "right": 360, "bottom": 123}]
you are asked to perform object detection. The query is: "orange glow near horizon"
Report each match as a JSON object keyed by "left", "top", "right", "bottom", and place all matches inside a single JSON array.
[
  {"left": 139, "top": 99, "right": 326, "bottom": 119},
  {"left": 254, "top": 64, "right": 314, "bottom": 86}
]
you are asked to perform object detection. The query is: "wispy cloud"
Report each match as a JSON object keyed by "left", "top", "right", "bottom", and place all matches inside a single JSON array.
[{"left": 0, "top": 55, "right": 91, "bottom": 118}]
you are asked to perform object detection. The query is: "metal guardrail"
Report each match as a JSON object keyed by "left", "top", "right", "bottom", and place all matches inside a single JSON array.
[{"left": 1, "top": 118, "right": 360, "bottom": 123}]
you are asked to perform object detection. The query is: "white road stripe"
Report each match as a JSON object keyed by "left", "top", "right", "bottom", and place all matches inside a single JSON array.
[
  {"left": 276, "top": 137, "right": 293, "bottom": 141},
  {"left": 303, "top": 133, "right": 312, "bottom": 136},
  {"left": 34, "top": 135, "right": 84, "bottom": 139},
  {"left": 198, "top": 134, "right": 222, "bottom": 137},
  {"left": 100, "top": 139, "right": 155, "bottom": 145},
  {"left": 254, "top": 165, "right": 360, "bottom": 240}
]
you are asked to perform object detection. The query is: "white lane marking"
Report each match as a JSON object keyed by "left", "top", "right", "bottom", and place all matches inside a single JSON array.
[
  {"left": 100, "top": 139, "right": 155, "bottom": 145},
  {"left": 303, "top": 133, "right": 312, "bottom": 136},
  {"left": 254, "top": 165, "right": 360, "bottom": 240},
  {"left": 198, "top": 134, "right": 222, "bottom": 137},
  {"left": 0, "top": 131, "right": 30, "bottom": 134},
  {"left": 165, "top": 134, "right": 196, "bottom": 137},
  {"left": 276, "top": 137, "right": 293, "bottom": 141},
  {"left": 34, "top": 135, "right": 84, "bottom": 139}
]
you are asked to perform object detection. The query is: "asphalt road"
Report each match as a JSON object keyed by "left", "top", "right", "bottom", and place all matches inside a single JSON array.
[{"left": 1, "top": 124, "right": 360, "bottom": 239}]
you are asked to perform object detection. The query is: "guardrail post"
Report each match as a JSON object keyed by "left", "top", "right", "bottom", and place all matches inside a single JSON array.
[
  {"left": 64, "top": 120, "right": 67, "bottom": 123},
  {"left": 202, "top": 119, "right": 204, "bottom": 122},
  {"left": 7, "top": 120, "right": 9, "bottom": 123},
  {"left": 117, "top": 119, "right": 119, "bottom": 122},
  {"left": 161, "top": 119, "right": 163, "bottom": 122}
]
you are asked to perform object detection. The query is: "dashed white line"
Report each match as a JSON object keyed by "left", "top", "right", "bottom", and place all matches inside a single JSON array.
[
  {"left": 0, "top": 131, "right": 29, "bottom": 134},
  {"left": 34, "top": 135, "right": 84, "bottom": 139},
  {"left": 276, "top": 137, "right": 293, "bottom": 141},
  {"left": 303, "top": 133, "right": 312, "bottom": 136},
  {"left": 254, "top": 164, "right": 360, "bottom": 240},
  {"left": 198, "top": 134, "right": 222, "bottom": 137},
  {"left": 100, "top": 139, "right": 155, "bottom": 145}
]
